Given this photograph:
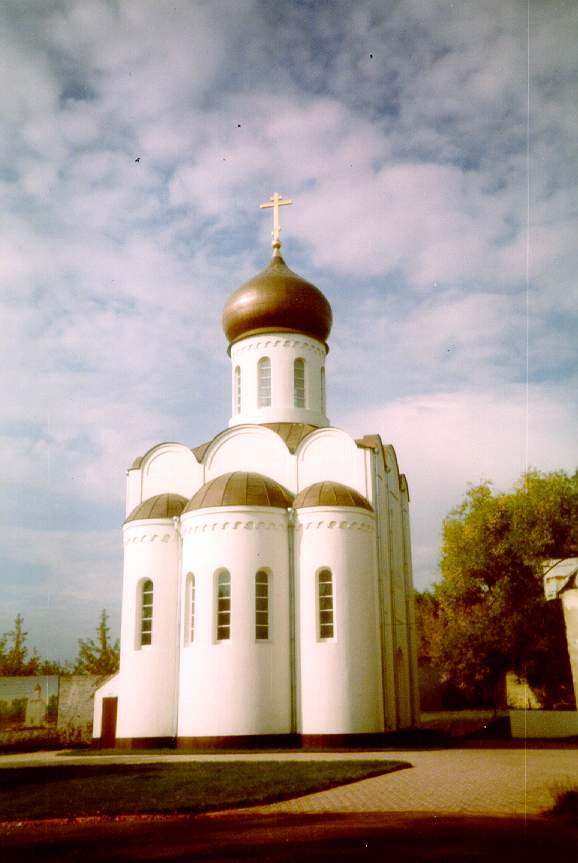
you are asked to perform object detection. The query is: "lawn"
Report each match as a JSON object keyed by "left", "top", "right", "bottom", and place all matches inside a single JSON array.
[{"left": 0, "top": 760, "right": 408, "bottom": 821}]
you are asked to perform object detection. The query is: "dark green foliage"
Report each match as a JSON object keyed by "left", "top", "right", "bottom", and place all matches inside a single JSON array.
[
  {"left": 74, "top": 609, "right": 120, "bottom": 675},
  {"left": 0, "top": 614, "right": 39, "bottom": 676},
  {"left": 0, "top": 697, "right": 27, "bottom": 728},
  {"left": 46, "top": 694, "right": 58, "bottom": 723},
  {"left": 551, "top": 788, "right": 578, "bottom": 820},
  {"left": 423, "top": 469, "right": 578, "bottom": 707}
]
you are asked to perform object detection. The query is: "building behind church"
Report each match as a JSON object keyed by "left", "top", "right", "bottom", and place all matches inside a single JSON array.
[{"left": 93, "top": 205, "right": 419, "bottom": 747}]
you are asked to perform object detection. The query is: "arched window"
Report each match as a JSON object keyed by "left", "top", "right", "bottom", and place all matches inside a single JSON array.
[
  {"left": 317, "top": 569, "right": 334, "bottom": 640},
  {"left": 216, "top": 570, "right": 231, "bottom": 641},
  {"left": 187, "top": 573, "right": 196, "bottom": 643},
  {"left": 320, "top": 366, "right": 326, "bottom": 414},
  {"left": 294, "top": 358, "right": 305, "bottom": 408},
  {"left": 140, "top": 579, "right": 153, "bottom": 646},
  {"left": 255, "top": 570, "right": 269, "bottom": 640},
  {"left": 257, "top": 357, "right": 271, "bottom": 407},
  {"left": 234, "top": 366, "right": 241, "bottom": 414}
]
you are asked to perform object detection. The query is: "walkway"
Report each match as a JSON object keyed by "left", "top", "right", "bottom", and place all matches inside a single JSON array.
[{"left": 240, "top": 748, "right": 578, "bottom": 817}]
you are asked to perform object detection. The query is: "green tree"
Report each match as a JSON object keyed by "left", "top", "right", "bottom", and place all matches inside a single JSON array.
[
  {"left": 432, "top": 469, "right": 578, "bottom": 708},
  {"left": 0, "top": 614, "right": 39, "bottom": 676},
  {"left": 414, "top": 590, "right": 444, "bottom": 665},
  {"left": 74, "top": 610, "right": 120, "bottom": 675}
]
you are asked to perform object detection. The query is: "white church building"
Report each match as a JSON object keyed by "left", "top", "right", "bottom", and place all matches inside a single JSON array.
[{"left": 93, "top": 196, "right": 419, "bottom": 748}]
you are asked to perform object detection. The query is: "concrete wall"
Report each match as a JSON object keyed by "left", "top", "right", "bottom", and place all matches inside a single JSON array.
[
  {"left": 510, "top": 709, "right": 578, "bottom": 738},
  {"left": 58, "top": 675, "right": 109, "bottom": 743},
  {"left": 561, "top": 588, "right": 578, "bottom": 701}
]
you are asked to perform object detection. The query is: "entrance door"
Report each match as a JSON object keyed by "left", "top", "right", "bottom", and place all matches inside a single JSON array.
[{"left": 101, "top": 697, "right": 118, "bottom": 748}]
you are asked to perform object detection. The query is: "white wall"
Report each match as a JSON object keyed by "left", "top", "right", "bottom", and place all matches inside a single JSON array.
[
  {"left": 204, "top": 426, "right": 296, "bottom": 491},
  {"left": 295, "top": 506, "right": 383, "bottom": 734},
  {"left": 126, "top": 443, "right": 203, "bottom": 516},
  {"left": 297, "top": 428, "right": 368, "bottom": 497},
  {"left": 178, "top": 506, "right": 292, "bottom": 736},
  {"left": 113, "top": 518, "right": 181, "bottom": 739},
  {"left": 561, "top": 588, "right": 578, "bottom": 702},
  {"left": 229, "top": 333, "right": 329, "bottom": 428}
]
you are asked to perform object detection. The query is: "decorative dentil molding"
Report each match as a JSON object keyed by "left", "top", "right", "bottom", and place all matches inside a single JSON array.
[
  {"left": 182, "top": 519, "right": 285, "bottom": 535},
  {"left": 232, "top": 337, "right": 324, "bottom": 358}
]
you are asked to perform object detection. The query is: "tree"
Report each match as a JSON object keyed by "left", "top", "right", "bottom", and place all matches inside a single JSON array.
[
  {"left": 414, "top": 590, "right": 444, "bottom": 665},
  {"left": 0, "top": 614, "right": 39, "bottom": 676},
  {"left": 430, "top": 469, "right": 578, "bottom": 708},
  {"left": 74, "top": 610, "right": 120, "bottom": 675}
]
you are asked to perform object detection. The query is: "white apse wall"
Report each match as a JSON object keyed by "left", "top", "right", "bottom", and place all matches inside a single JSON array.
[
  {"left": 178, "top": 505, "right": 292, "bottom": 737},
  {"left": 114, "top": 517, "right": 181, "bottom": 740},
  {"left": 295, "top": 506, "right": 384, "bottom": 735}
]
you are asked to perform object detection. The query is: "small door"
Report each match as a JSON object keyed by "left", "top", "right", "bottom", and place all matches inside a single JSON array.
[{"left": 101, "top": 697, "right": 118, "bottom": 748}]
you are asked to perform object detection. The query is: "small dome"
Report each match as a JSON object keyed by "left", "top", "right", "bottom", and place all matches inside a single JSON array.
[
  {"left": 222, "top": 253, "right": 332, "bottom": 345},
  {"left": 294, "top": 481, "right": 373, "bottom": 511},
  {"left": 184, "top": 471, "right": 294, "bottom": 512},
  {"left": 125, "top": 493, "right": 188, "bottom": 523}
]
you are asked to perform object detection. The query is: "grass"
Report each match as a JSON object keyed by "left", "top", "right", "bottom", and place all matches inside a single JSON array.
[{"left": 0, "top": 759, "right": 408, "bottom": 822}]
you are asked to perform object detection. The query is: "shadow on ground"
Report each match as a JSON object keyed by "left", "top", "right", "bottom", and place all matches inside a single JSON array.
[{"left": 1, "top": 812, "right": 578, "bottom": 862}]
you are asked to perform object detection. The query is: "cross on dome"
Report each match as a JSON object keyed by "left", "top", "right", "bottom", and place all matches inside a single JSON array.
[{"left": 260, "top": 193, "right": 293, "bottom": 251}]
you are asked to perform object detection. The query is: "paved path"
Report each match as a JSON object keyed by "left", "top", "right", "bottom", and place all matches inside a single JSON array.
[
  {"left": 242, "top": 749, "right": 578, "bottom": 817},
  {"left": 1, "top": 747, "right": 577, "bottom": 818}
]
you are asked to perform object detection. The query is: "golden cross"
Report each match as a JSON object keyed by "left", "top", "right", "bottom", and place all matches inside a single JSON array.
[{"left": 260, "top": 192, "right": 293, "bottom": 248}]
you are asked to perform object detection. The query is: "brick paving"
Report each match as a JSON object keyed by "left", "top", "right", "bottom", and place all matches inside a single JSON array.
[{"left": 242, "top": 749, "right": 578, "bottom": 817}]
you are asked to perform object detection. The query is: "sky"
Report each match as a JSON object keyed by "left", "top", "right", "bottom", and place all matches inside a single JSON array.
[{"left": 1, "top": 0, "right": 577, "bottom": 662}]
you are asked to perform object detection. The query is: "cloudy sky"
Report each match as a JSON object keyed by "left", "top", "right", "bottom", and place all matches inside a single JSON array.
[{"left": 1, "top": 0, "right": 577, "bottom": 662}]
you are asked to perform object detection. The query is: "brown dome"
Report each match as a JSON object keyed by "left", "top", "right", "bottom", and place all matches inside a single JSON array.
[
  {"left": 222, "top": 253, "right": 332, "bottom": 345},
  {"left": 125, "top": 493, "right": 188, "bottom": 523},
  {"left": 293, "top": 481, "right": 373, "bottom": 511},
  {"left": 183, "top": 471, "right": 294, "bottom": 512}
]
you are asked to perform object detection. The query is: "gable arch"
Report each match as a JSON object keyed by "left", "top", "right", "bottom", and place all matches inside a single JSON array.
[
  {"left": 296, "top": 427, "right": 367, "bottom": 497},
  {"left": 203, "top": 425, "right": 294, "bottom": 490},
  {"left": 134, "top": 442, "right": 203, "bottom": 507}
]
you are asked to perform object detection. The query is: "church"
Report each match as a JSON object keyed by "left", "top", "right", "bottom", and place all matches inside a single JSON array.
[{"left": 93, "top": 195, "right": 419, "bottom": 748}]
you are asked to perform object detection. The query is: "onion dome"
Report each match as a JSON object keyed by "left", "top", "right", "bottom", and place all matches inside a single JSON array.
[
  {"left": 293, "top": 481, "right": 373, "bottom": 511},
  {"left": 222, "top": 252, "right": 332, "bottom": 345},
  {"left": 183, "top": 471, "right": 294, "bottom": 512},
  {"left": 125, "top": 493, "right": 188, "bottom": 523}
]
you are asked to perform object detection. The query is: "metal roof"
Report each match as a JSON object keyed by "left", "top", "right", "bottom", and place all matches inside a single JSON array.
[
  {"left": 125, "top": 493, "right": 188, "bottom": 523},
  {"left": 293, "top": 481, "right": 373, "bottom": 511},
  {"left": 183, "top": 471, "right": 294, "bottom": 512},
  {"left": 222, "top": 253, "right": 332, "bottom": 345}
]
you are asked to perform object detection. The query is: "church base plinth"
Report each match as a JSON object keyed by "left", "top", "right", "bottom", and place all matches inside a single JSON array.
[{"left": 91, "top": 732, "right": 402, "bottom": 750}]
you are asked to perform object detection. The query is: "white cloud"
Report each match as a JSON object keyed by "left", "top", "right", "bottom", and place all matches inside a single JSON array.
[{"left": 343, "top": 384, "right": 578, "bottom": 589}]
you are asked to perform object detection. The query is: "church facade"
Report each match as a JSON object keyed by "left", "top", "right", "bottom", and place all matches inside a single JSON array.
[{"left": 93, "top": 206, "right": 419, "bottom": 747}]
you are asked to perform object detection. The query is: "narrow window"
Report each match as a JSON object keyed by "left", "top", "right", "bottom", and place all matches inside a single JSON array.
[
  {"left": 216, "top": 570, "right": 231, "bottom": 641},
  {"left": 294, "top": 358, "right": 305, "bottom": 408},
  {"left": 187, "top": 573, "right": 196, "bottom": 643},
  {"left": 255, "top": 570, "right": 269, "bottom": 640},
  {"left": 317, "top": 569, "right": 334, "bottom": 639},
  {"left": 140, "top": 579, "right": 153, "bottom": 646},
  {"left": 234, "top": 366, "right": 241, "bottom": 414},
  {"left": 320, "top": 366, "right": 326, "bottom": 413},
  {"left": 257, "top": 357, "right": 271, "bottom": 407}
]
